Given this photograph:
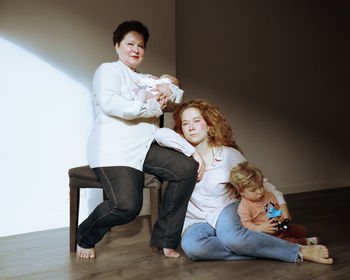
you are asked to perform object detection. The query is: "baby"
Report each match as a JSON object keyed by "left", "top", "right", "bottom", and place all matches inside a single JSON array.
[
  {"left": 230, "top": 161, "right": 319, "bottom": 245},
  {"left": 136, "top": 74, "right": 180, "bottom": 93},
  {"left": 123, "top": 74, "right": 182, "bottom": 117}
]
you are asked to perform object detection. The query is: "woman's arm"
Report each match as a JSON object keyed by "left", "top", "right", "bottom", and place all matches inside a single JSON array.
[
  {"left": 154, "top": 128, "right": 195, "bottom": 156},
  {"left": 264, "top": 180, "right": 291, "bottom": 220},
  {"left": 264, "top": 179, "right": 286, "bottom": 205}
]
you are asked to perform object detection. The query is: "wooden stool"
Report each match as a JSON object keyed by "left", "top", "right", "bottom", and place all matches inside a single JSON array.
[{"left": 69, "top": 165, "right": 161, "bottom": 252}]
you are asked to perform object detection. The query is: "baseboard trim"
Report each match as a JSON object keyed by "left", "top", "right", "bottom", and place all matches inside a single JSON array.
[{"left": 282, "top": 182, "right": 350, "bottom": 194}]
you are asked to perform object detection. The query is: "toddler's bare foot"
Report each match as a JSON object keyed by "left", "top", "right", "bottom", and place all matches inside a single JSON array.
[
  {"left": 76, "top": 245, "right": 96, "bottom": 259},
  {"left": 300, "top": 245, "right": 333, "bottom": 264},
  {"left": 163, "top": 248, "right": 180, "bottom": 258}
]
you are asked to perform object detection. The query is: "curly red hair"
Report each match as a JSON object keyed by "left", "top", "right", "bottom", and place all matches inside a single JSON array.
[{"left": 173, "top": 99, "right": 242, "bottom": 152}]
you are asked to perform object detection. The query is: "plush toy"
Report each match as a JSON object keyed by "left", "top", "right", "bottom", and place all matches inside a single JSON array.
[{"left": 264, "top": 201, "right": 289, "bottom": 231}]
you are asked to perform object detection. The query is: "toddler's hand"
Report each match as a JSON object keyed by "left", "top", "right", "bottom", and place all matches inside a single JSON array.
[{"left": 256, "top": 219, "right": 278, "bottom": 234}]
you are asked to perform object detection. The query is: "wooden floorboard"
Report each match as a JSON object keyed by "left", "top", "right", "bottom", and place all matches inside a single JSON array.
[{"left": 1, "top": 186, "right": 350, "bottom": 280}]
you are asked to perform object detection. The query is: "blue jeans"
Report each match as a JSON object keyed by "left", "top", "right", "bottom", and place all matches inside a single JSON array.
[
  {"left": 181, "top": 202, "right": 300, "bottom": 262},
  {"left": 77, "top": 142, "right": 198, "bottom": 249}
]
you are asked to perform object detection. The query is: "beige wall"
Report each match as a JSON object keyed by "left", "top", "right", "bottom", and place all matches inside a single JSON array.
[
  {"left": 0, "top": 0, "right": 176, "bottom": 85},
  {"left": 176, "top": 0, "right": 350, "bottom": 193},
  {"left": 0, "top": 0, "right": 175, "bottom": 236}
]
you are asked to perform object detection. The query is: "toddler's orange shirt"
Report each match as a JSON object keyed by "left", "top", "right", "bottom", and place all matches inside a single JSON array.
[{"left": 238, "top": 191, "right": 279, "bottom": 230}]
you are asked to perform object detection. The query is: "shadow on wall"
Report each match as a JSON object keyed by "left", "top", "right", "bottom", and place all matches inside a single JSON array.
[
  {"left": 180, "top": 81, "right": 350, "bottom": 192},
  {"left": 0, "top": 36, "right": 94, "bottom": 236},
  {"left": 182, "top": 76, "right": 350, "bottom": 161},
  {"left": 176, "top": 0, "right": 350, "bottom": 161}
]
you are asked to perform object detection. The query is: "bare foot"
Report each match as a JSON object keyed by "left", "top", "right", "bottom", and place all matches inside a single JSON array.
[
  {"left": 76, "top": 245, "right": 96, "bottom": 259},
  {"left": 300, "top": 245, "right": 333, "bottom": 264},
  {"left": 163, "top": 248, "right": 180, "bottom": 258}
]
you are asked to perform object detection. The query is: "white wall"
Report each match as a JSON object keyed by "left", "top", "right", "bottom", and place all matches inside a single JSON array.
[
  {"left": 0, "top": 0, "right": 176, "bottom": 237},
  {"left": 175, "top": 0, "right": 350, "bottom": 194},
  {"left": 0, "top": 37, "right": 93, "bottom": 236}
]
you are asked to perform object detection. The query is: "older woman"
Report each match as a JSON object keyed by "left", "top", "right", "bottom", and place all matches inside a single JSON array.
[
  {"left": 76, "top": 21, "right": 199, "bottom": 259},
  {"left": 155, "top": 99, "right": 333, "bottom": 264}
]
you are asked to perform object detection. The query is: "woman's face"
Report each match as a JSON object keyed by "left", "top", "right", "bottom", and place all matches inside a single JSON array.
[
  {"left": 181, "top": 108, "right": 209, "bottom": 146},
  {"left": 115, "top": 31, "right": 145, "bottom": 71}
]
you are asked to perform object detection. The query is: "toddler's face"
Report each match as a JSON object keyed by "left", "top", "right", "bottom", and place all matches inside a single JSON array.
[{"left": 240, "top": 182, "right": 265, "bottom": 202}]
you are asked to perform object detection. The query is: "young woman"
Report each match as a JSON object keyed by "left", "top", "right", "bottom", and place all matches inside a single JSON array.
[{"left": 155, "top": 99, "right": 333, "bottom": 264}]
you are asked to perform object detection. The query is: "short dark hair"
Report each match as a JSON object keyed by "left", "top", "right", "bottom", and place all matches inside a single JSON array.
[{"left": 113, "top": 20, "right": 149, "bottom": 47}]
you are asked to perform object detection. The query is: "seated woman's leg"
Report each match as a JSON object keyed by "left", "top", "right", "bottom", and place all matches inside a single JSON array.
[
  {"left": 77, "top": 166, "right": 144, "bottom": 250},
  {"left": 216, "top": 202, "right": 299, "bottom": 263},
  {"left": 181, "top": 222, "right": 254, "bottom": 261},
  {"left": 143, "top": 143, "right": 198, "bottom": 250}
]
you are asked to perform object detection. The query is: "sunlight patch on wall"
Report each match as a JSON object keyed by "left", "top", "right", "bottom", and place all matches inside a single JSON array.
[{"left": 0, "top": 36, "right": 94, "bottom": 236}]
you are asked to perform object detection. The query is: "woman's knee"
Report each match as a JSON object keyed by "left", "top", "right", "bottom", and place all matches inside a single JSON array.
[
  {"left": 176, "top": 156, "right": 198, "bottom": 181},
  {"left": 216, "top": 220, "right": 251, "bottom": 253},
  {"left": 181, "top": 223, "right": 215, "bottom": 261},
  {"left": 115, "top": 199, "right": 142, "bottom": 218},
  {"left": 181, "top": 235, "right": 202, "bottom": 261},
  {"left": 102, "top": 199, "right": 142, "bottom": 225},
  {"left": 217, "top": 230, "right": 246, "bottom": 253},
  {"left": 217, "top": 225, "right": 265, "bottom": 256},
  {"left": 215, "top": 202, "right": 247, "bottom": 251}
]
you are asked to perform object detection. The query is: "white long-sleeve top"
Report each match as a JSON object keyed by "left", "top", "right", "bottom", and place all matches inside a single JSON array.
[
  {"left": 155, "top": 128, "right": 286, "bottom": 234},
  {"left": 87, "top": 61, "right": 183, "bottom": 170},
  {"left": 123, "top": 77, "right": 178, "bottom": 117}
]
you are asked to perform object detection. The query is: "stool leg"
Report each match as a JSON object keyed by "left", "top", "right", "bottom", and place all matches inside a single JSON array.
[
  {"left": 70, "top": 187, "right": 80, "bottom": 252},
  {"left": 149, "top": 187, "right": 160, "bottom": 230}
]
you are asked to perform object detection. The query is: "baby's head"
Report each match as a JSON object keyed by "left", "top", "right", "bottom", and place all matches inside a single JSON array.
[
  {"left": 159, "top": 74, "right": 180, "bottom": 87},
  {"left": 230, "top": 161, "right": 265, "bottom": 202}
]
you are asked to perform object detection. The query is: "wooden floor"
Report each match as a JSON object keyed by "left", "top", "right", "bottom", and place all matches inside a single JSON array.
[{"left": 1, "top": 186, "right": 350, "bottom": 280}]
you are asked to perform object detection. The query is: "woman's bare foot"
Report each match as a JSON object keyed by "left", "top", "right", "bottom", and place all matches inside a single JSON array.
[
  {"left": 163, "top": 248, "right": 180, "bottom": 258},
  {"left": 76, "top": 245, "right": 96, "bottom": 259},
  {"left": 300, "top": 245, "right": 333, "bottom": 264}
]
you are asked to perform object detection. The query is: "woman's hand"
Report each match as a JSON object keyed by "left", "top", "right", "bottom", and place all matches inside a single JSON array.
[
  {"left": 279, "top": 203, "right": 291, "bottom": 221},
  {"left": 154, "top": 93, "right": 167, "bottom": 111},
  {"left": 153, "top": 83, "right": 172, "bottom": 98},
  {"left": 152, "top": 84, "right": 172, "bottom": 111},
  {"left": 192, "top": 150, "right": 206, "bottom": 182},
  {"left": 256, "top": 219, "right": 278, "bottom": 234}
]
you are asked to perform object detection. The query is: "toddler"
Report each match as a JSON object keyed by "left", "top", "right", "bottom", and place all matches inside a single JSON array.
[{"left": 230, "top": 161, "right": 319, "bottom": 245}]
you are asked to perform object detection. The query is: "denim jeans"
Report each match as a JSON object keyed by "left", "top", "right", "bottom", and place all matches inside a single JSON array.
[
  {"left": 77, "top": 142, "right": 198, "bottom": 249},
  {"left": 181, "top": 202, "right": 300, "bottom": 262}
]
